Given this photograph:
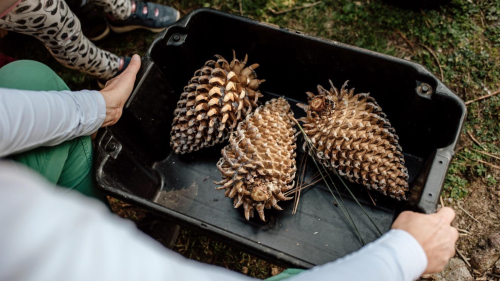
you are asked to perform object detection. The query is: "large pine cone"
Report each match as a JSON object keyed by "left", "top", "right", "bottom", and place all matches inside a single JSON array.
[
  {"left": 297, "top": 81, "right": 409, "bottom": 200},
  {"left": 215, "top": 98, "right": 297, "bottom": 221},
  {"left": 170, "top": 51, "right": 265, "bottom": 154}
]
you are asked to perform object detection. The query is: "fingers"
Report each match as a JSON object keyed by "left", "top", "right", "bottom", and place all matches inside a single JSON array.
[
  {"left": 102, "top": 55, "right": 141, "bottom": 90},
  {"left": 98, "top": 55, "right": 141, "bottom": 128},
  {"left": 435, "top": 207, "right": 455, "bottom": 225},
  {"left": 119, "top": 54, "right": 141, "bottom": 81}
]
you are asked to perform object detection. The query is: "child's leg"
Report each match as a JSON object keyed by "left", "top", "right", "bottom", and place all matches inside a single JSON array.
[{"left": 0, "top": 0, "right": 120, "bottom": 79}]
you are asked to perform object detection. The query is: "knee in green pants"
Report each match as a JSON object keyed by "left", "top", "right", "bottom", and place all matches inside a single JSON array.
[
  {"left": 10, "top": 136, "right": 103, "bottom": 199},
  {"left": 0, "top": 60, "right": 106, "bottom": 203}
]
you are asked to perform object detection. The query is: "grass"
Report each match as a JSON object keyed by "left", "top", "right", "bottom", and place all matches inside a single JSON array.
[{"left": 1, "top": 0, "right": 500, "bottom": 278}]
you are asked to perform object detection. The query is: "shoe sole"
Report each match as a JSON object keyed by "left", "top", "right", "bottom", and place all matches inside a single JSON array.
[
  {"left": 88, "top": 24, "right": 110, "bottom": 42},
  {"left": 109, "top": 10, "right": 180, "bottom": 34}
]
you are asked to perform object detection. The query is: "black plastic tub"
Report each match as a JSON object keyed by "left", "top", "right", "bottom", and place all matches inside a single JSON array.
[{"left": 95, "top": 8, "right": 466, "bottom": 268}]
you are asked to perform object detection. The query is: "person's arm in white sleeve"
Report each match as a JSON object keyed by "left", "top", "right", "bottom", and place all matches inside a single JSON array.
[
  {"left": 0, "top": 161, "right": 458, "bottom": 281},
  {"left": 0, "top": 162, "right": 255, "bottom": 281},
  {"left": 0, "top": 88, "right": 106, "bottom": 157},
  {"left": 0, "top": 54, "right": 142, "bottom": 158},
  {"left": 289, "top": 229, "right": 426, "bottom": 281}
]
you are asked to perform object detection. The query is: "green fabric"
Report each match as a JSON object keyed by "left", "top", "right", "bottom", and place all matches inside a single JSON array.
[
  {"left": 266, "top": 269, "right": 305, "bottom": 281},
  {"left": 0, "top": 60, "right": 70, "bottom": 91},
  {"left": 0, "top": 60, "right": 106, "bottom": 202},
  {"left": 10, "top": 137, "right": 101, "bottom": 199}
]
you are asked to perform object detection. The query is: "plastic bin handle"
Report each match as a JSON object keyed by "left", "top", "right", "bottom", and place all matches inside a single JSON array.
[{"left": 417, "top": 148, "right": 452, "bottom": 214}]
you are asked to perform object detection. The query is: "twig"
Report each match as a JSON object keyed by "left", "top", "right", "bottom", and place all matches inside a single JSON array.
[
  {"left": 394, "top": 46, "right": 414, "bottom": 57},
  {"left": 472, "top": 149, "right": 500, "bottom": 161},
  {"left": 440, "top": 196, "right": 445, "bottom": 208},
  {"left": 467, "top": 131, "right": 487, "bottom": 151},
  {"left": 420, "top": 10, "right": 434, "bottom": 27},
  {"left": 451, "top": 161, "right": 473, "bottom": 167},
  {"left": 268, "top": 1, "right": 322, "bottom": 15},
  {"left": 487, "top": 273, "right": 500, "bottom": 278},
  {"left": 456, "top": 247, "right": 471, "bottom": 268},
  {"left": 419, "top": 43, "right": 444, "bottom": 81},
  {"left": 476, "top": 159, "right": 500, "bottom": 170},
  {"left": 422, "top": 17, "right": 430, "bottom": 28},
  {"left": 455, "top": 153, "right": 469, "bottom": 162},
  {"left": 479, "top": 9, "right": 485, "bottom": 28},
  {"left": 464, "top": 89, "right": 500, "bottom": 104},
  {"left": 458, "top": 206, "right": 480, "bottom": 224},
  {"left": 457, "top": 228, "right": 470, "bottom": 234},
  {"left": 239, "top": 0, "right": 243, "bottom": 16},
  {"left": 394, "top": 29, "right": 415, "bottom": 55}
]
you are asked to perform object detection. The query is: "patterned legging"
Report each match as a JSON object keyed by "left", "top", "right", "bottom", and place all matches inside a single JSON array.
[{"left": 0, "top": 0, "right": 132, "bottom": 79}]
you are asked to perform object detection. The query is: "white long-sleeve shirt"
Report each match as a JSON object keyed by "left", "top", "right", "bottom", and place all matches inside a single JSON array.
[
  {"left": 0, "top": 87, "right": 428, "bottom": 281},
  {"left": 0, "top": 88, "right": 106, "bottom": 157}
]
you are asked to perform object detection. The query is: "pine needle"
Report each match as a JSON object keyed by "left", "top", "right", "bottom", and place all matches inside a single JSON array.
[
  {"left": 294, "top": 118, "right": 365, "bottom": 244},
  {"left": 293, "top": 118, "right": 383, "bottom": 238},
  {"left": 302, "top": 171, "right": 322, "bottom": 186},
  {"left": 328, "top": 167, "right": 383, "bottom": 236},
  {"left": 293, "top": 153, "right": 309, "bottom": 214},
  {"left": 285, "top": 177, "right": 324, "bottom": 196},
  {"left": 367, "top": 190, "right": 376, "bottom": 206},
  {"left": 285, "top": 171, "right": 334, "bottom": 196}
]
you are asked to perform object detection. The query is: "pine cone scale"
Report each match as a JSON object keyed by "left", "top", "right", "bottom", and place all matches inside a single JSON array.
[
  {"left": 298, "top": 80, "right": 409, "bottom": 200},
  {"left": 170, "top": 51, "right": 264, "bottom": 154},
  {"left": 216, "top": 98, "right": 297, "bottom": 221}
]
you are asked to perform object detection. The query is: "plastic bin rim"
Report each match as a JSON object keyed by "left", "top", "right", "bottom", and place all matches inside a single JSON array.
[
  {"left": 106, "top": 7, "right": 468, "bottom": 267},
  {"left": 142, "top": 7, "right": 467, "bottom": 154}
]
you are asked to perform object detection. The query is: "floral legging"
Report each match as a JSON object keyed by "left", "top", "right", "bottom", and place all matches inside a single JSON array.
[{"left": 0, "top": 0, "right": 132, "bottom": 79}]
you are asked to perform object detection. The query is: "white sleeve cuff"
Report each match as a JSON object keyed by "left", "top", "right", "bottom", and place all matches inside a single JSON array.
[
  {"left": 287, "top": 229, "right": 428, "bottom": 281},
  {"left": 75, "top": 89, "right": 106, "bottom": 126},
  {"left": 91, "top": 90, "right": 107, "bottom": 121},
  {"left": 69, "top": 90, "right": 106, "bottom": 136},
  {"left": 386, "top": 229, "right": 428, "bottom": 281}
]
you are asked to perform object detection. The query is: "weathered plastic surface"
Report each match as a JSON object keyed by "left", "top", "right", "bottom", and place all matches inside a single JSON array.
[{"left": 95, "top": 8, "right": 466, "bottom": 268}]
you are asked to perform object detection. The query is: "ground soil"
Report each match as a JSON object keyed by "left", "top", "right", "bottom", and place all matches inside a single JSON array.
[{"left": 451, "top": 177, "right": 500, "bottom": 279}]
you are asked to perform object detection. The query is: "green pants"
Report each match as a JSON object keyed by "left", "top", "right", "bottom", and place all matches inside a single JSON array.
[
  {"left": 267, "top": 269, "right": 305, "bottom": 280},
  {"left": 0, "top": 60, "right": 104, "bottom": 201}
]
